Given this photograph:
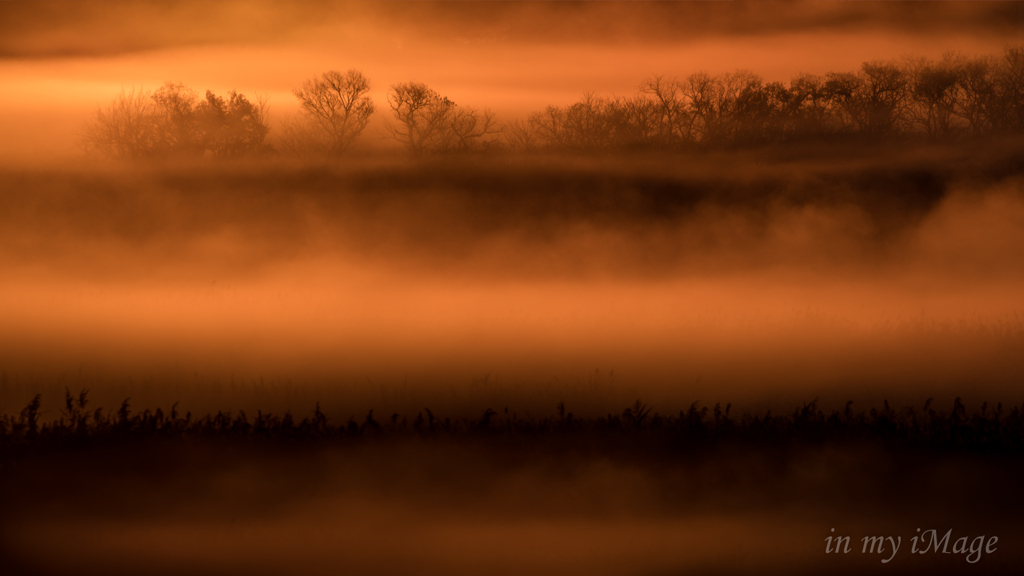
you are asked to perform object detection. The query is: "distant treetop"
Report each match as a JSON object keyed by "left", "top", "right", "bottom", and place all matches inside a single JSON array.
[{"left": 83, "top": 82, "right": 271, "bottom": 160}]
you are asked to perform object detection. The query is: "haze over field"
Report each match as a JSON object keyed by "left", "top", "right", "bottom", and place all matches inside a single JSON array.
[
  {"left": 2, "top": 149, "right": 1024, "bottom": 417},
  {"left": 3, "top": 4, "right": 1024, "bottom": 575}
]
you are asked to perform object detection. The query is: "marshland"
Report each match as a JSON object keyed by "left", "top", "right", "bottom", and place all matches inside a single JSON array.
[{"left": 2, "top": 2, "right": 1024, "bottom": 575}]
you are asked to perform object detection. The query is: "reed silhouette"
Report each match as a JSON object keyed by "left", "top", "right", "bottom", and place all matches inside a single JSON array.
[{"left": 3, "top": 390, "right": 1022, "bottom": 466}]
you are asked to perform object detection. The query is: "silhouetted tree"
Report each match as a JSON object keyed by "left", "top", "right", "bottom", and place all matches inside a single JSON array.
[
  {"left": 82, "top": 87, "right": 160, "bottom": 159},
  {"left": 434, "top": 105, "right": 499, "bottom": 153},
  {"left": 786, "top": 73, "right": 835, "bottom": 138},
  {"left": 81, "top": 45, "right": 1024, "bottom": 158},
  {"left": 502, "top": 118, "right": 541, "bottom": 152},
  {"left": 821, "top": 62, "right": 910, "bottom": 136},
  {"left": 953, "top": 55, "right": 999, "bottom": 136},
  {"left": 385, "top": 82, "right": 498, "bottom": 154},
  {"left": 292, "top": 70, "right": 374, "bottom": 155},
  {"left": 821, "top": 71, "right": 863, "bottom": 134},
  {"left": 858, "top": 60, "right": 911, "bottom": 135},
  {"left": 532, "top": 93, "right": 617, "bottom": 149},
  {"left": 194, "top": 89, "right": 271, "bottom": 158},
  {"left": 561, "top": 93, "right": 614, "bottom": 148},
  {"left": 994, "top": 45, "right": 1024, "bottom": 131},
  {"left": 83, "top": 82, "right": 271, "bottom": 159},
  {"left": 732, "top": 77, "right": 786, "bottom": 144},
  {"left": 385, "top": 83, "right": 451, "bottom": 155},
  {"left": 151, "top": 82, "right": 202, "bottom": 155},
  {"left": 683, "top": 71, "right": 726, "bottom": 143},
  {"left": 639, "top": 76, "right": 691, "bottom": 145},
  {"left": 682, "top": 71, "right": 756, "bottom": 144},
  {"left": 906, "top": 54, "right": 966, "bottom": 139},
  {"left": 614, "top": 94, "right": 662, "bottom": 147}
]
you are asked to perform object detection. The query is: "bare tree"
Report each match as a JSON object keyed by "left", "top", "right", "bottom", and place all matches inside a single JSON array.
[
  {"left": 953, "top": 55, "right": 998, "bottom": 136},
  {"left": 195, "top": 90, "right": 271, "bottom": 158},
  {"left": 82, "top": 87, "right": 159, "bottom": 159},
  {"left": 562, "top": 93, "right": 614, "bottom": 149},
  {"left": 276, "top": 115, "right": 332, "bottom": 156},
  {"left": 994, "top": 45, "right": 1024, "bottom": 131},
  {"left": 436, "top": 106, "right": 499, "bottom": 153},
  {"left": 532, "top": 93, "right": 614, "bottom": 149},
  {"left": 859, "top": 60, "right": 911, "bottom": 135},
  {"left": 293, "top": 70, "right": 375, "bottom": 155},
  {"left": 542, "top": 46, "right": 1024, "bottom": 149},
  {"left": 730, "top": 74, "right": 783, "bottom": 145},
  {"left": 822, "top": 62, "right": 910, "bottom": 136},
  {"left": 385, "top": 82, "right": 451, "bottom": 155},
  {"left": 616, "top": 94, "right": 661, "bottom": 147},
  {"left": 83, "top": 82, "right": 271, "bottom": 159},
  {"left": 152, "top": 82, "right": 201, "bottom": 154},
  {"left": 502, "top": 118, "right": 540, "bottom": 152},
  {"left": 683, "top": 72, "right": 729, "bottom": 143},
  {"left": 639, "top": 76, "right": 691, "bottom": 145},
  {"left": 821, "top": 71, "right": 863, "bottom": 133},
  {"left": 906, "top": 53, "right": 965, "bottom": 139},
  {"left": 787, "top": 74, "right": 834, "bottom": 138},
  {"left": 385, "top": 82, "right": 498, "bottom": 154}
]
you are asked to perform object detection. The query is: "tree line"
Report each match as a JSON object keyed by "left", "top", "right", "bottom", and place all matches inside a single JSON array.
[
  {"left": 83, "top": 46, "right": 1024, "bottom": 159},
  {"left": 83, "top": 83, "right": 271, "bottom": 159}
]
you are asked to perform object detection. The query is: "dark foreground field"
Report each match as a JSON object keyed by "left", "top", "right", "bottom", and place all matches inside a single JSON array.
[{"left": 1, "top": 394, "right": 1022, "bottom": 575}]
